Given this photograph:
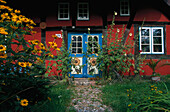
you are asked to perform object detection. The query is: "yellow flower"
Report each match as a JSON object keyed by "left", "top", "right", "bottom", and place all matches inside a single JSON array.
[
  {"left": 127, "top": 89, "right": 129, "bottom": 92},
  {"left": 159, "top": 91, "right": 163, "bottom": 93},
  {"left": 0, "top": 0, "right": 6, "bottom": 4},
  {"left": 48, "top": 53, "right": 54, "bottom": 58},
  {"left": 151, "top": 85, "right": 154, "bottom": 87},
  {"left": 52, "top": 34, "right": 59, "bottom": 39},
  {"left": 0, "top": 52, "right": 7, "bottom": 58},
  {"left": 130, "top": 89, "right": 132, "bottom": 91},
  {"left": 151, "top": 101, "right": 153, "bottom": 104},
  {"left": 127, "top": 94, "right": 129, "bottom": 96},
  {"left": 10, "top": 25, "right": 18, "bottom": 30},
  {"left": 128, "top": 104, "right": 131, "bottom": 107},
  {"left": 29, "top": 39, "right": 39, "bottom": 45},
  {"left": 31, "top": 31, "right": 37, "bottom": 34},
  {"left": 26, "top": 62, "right": 32, "bottom": 67},
  {"left": 14, "top": 9, "right": 20, "bottom": 14},
  {"left": 151, "top": 88, "right": 154, "bottom": 91},
  {"left": 18, "top": 62, "right": 26, "bottom": 67},
  {"left": 48, "top": 41, "right": 57, "bottom": 47},
  {"left": 0, "top": 27, "right": 8, "bottom": 35},
  {"left": 48, "top": 97, "right": 52, "bottom": 101},
  {"left": 37, "top": 57, "right": 43, "bottom": 63},
  {"left": 39, "top": 43, "right": 46, "bottom": 50},
  {"left": 20, "top": 99, "right": 28, "bottom": 106},
  {"left": 148, "top": 97, "right": 150, "bottom": 99},
  {"left": 0, "top": 45, "right": 6, "bottom": 51}
]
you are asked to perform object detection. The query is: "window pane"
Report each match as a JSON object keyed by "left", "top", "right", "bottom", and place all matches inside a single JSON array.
[
  {"left": 88, "top": 36, "right": 92, "bottom": 41},
  {"left": 72, "top": 42, "right": 76, "bottom": 47},
  {"left": 93, "top": 42, "right": 98, "bottom": 47},
  {"left": 141, "top": 29, "right": 149, "bottom": 36},
  {"left": 94, "top": 36, "right": 98, "bottom": 41},
  {"left": 77, "top": 42, "right": 82, "bottom": 47},
  {"left": 77, "top": 48, "right": 82, "bottom": 53},
  {"left": 72, "top": 48, "right": 76, "bottom": 53},
  {"left": 153, "top": 37, "right": 162, "bottom": 44},
  {"left": 141, "top": 45, "right": 150, "bottom": 52},
  {"left": 153, "top": 45, "right": 162, "bottom": 52},
  {"left": 78, "top": 36, "right": 82, "bottom": 41},
  {"left": 153, "top": 29, "right": 161, "bottom": 36},
  {"left": 72, "top": 36, "right": 76, "bottom": 41},
  {"left": 141, "top": 37, "right": 150, "bottom": 44},
  {"left": 88, "top": 42, "right": 92, "bottom": 47}
]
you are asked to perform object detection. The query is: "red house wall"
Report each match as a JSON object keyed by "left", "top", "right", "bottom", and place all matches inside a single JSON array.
[{"left": 30, "top": 7, "right": 170, "bottom": 77}]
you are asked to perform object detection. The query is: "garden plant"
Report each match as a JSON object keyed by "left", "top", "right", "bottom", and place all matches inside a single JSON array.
[
  {"left": 0, "top": 1, "right": 71, "bottom": 112},
  {"left": 96, "top": 15, "right": 145, "bottom": 81}
]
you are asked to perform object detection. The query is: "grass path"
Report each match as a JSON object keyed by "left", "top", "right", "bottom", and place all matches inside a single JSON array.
[{"left": 68, "top": 85, "right": 113, "bottom": 112}]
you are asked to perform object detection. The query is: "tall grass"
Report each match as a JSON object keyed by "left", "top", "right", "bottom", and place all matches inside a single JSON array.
[{"left": 101, "top": 76, "right": 170, "bottom": 112}]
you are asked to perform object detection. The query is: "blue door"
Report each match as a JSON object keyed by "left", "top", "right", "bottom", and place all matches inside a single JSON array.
[{"left": 68, "top": 33, "right": 102, "bottom": 78}]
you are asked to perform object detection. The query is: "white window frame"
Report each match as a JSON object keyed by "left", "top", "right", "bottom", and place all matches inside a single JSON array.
[
  {"left": 58, "top": 3, "right": 70, "bottom": 20},
  {"left": 77, "top": 2, "right": 89, "bottom": 20},
  {"left": 139, "top": 27, "right": 164, "bottom": 54},
  {"left": 120, "top": 0, "right": 130, "bottom": 16}
]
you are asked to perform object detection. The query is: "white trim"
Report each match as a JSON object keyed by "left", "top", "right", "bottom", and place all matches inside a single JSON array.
[
  {"left": 71, "top": 35, "right": 83, "bottom": 54},
  {"left": 152, "top": 27, "right": 164, "bottom": 54},
  {"left": 120, "top": 0, "right": 130, "bottom": 16},
  {"left": 139, "top": 27, "right": 164, "bottom": 54},
  {"left": 58, "top": 3, "right": 70, "bottom": 20},
  {"left": 77, "top": 2, "right": 89, "bottom": 20}
]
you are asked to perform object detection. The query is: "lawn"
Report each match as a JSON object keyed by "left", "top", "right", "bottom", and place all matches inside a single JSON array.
[{"left": 101, "top": 75, "right": 170, "bottom": 112}]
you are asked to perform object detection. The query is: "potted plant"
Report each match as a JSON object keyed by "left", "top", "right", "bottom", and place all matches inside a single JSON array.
[
  {"left": 146, "top": 59, "right": 170, "bottom": 81},
  {"left": 151, "top": 73, "right": 161, "bottom": 81}
]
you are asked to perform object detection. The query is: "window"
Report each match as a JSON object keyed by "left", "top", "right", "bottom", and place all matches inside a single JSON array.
[
  {"left": 139, "top": 27, "right": 164, "bottom": 54},
  {"left": 71, "top": 35, "right": 83, "bottom": 54},
  {"left": 58, "top": 3, "right": 69, "bottom": 20},
  {"left": 77, "top": 3, "right": 89, "bottom": 20},
  {"left": 120, "top": 0, "right": 130, "bottom": 16},
  {"left": 88, "top": 35, "right": 99, "bottom": 54}
]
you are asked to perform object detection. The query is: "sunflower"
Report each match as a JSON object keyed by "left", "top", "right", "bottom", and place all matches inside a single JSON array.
[
  {"left": 72, "top": 58, "right": 80, "bottom": 66},
  {"left": 18, "top": 62, "right": 26, "bottom": 67},
  {"left": 20, "top": 99, "right": 28, "bottom": 106},
  {"left": 90, "top": 58, "right": 96, "bottom": 66}
]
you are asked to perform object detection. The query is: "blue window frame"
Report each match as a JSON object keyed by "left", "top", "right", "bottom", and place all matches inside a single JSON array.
[{"left": 139, "top": 27, "right": 164, "bottom": 54}]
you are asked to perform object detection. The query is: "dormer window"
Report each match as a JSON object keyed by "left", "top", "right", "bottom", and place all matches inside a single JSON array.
[
  {"left": 58, "top": 3, "right": 70, "bottom": 20},
  {"left": 77, "top": 3, "right": 89, "bottom": 20},
  {"left": 120, "top": 0, "right": 130, "bottom": 16}
]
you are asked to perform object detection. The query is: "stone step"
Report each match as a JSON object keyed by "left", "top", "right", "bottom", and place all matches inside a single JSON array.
[{"left": 71, "top": 78, "right": 96, "bottom": 86}]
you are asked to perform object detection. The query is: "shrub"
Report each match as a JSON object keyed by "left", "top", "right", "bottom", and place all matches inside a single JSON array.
[{"left": 0, "top": 1, "right": 60, "bottom": 111}]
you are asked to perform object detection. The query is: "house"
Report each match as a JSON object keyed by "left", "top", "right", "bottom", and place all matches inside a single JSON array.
[{"left": 10, "top": 0, "right": 170, "bottom": 77}]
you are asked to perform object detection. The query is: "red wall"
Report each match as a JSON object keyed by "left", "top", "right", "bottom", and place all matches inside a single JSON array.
[{"left": 141, "top": 59, "right": 170, "bottom": 76}]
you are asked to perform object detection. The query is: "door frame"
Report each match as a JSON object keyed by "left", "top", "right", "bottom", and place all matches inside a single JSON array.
[{"left": 68, "top": 32, "right": 102, "bottom": 78}]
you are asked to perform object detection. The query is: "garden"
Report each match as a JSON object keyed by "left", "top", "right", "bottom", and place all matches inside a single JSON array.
[{"left": 0, "top": 0, "right": 170, "bottom": 112}]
